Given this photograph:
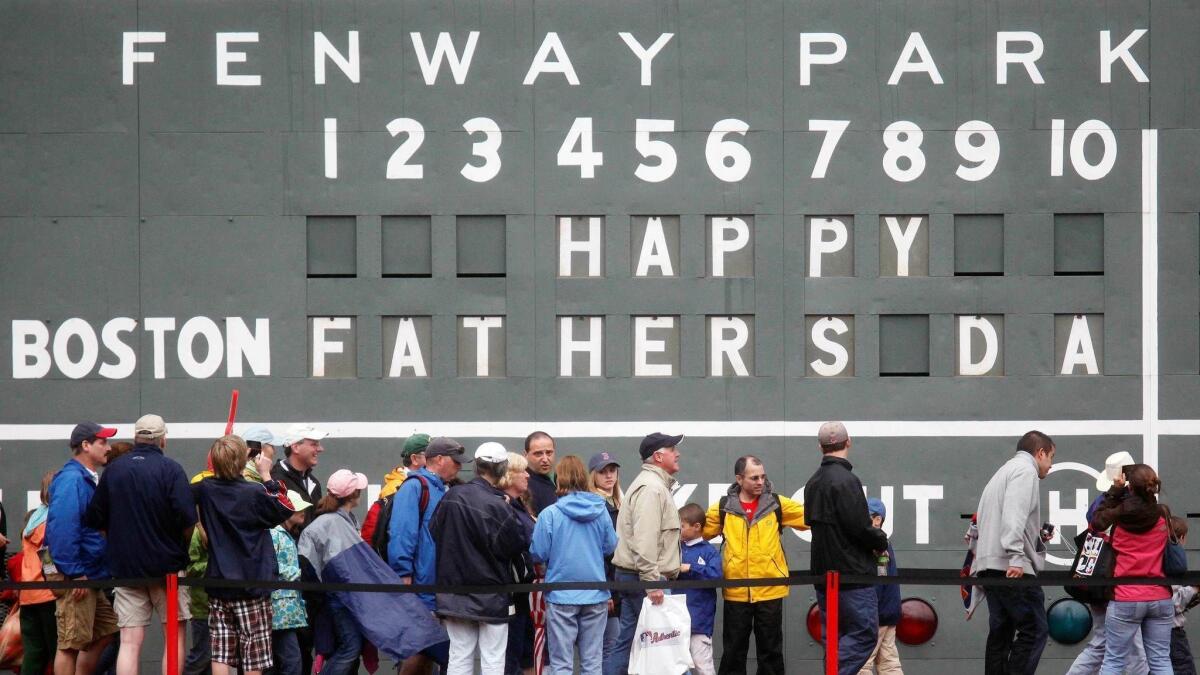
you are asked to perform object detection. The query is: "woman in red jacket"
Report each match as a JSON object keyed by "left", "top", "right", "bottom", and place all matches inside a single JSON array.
[{"left": 1090, "top": 463, "right": 1174, "bottom": 675}]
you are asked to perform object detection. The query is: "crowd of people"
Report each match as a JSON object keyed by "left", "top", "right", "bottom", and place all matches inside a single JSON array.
[{"left": 0, "top": 418, "right": 1195, "bottom": 675}]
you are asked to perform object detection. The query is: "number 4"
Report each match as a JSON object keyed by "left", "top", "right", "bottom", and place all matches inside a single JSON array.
[
  {"left": 808, "top": 120, "right": 849, "bottom": 179},
  {"left": 558, "top": 117, "right": 604, "bottom": 179}
]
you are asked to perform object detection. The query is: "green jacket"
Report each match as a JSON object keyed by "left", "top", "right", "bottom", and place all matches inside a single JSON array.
[{"left": 186, "top": 529, "right": 209, "bottom": 620}]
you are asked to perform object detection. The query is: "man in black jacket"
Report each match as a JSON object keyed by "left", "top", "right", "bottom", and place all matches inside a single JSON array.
[
  {"left": 271, "top": 424, "right": 329, "bottom": 528},
  {"left": 430, "top": 442, "right": 530, "bottom": 675},
  {"left": 803, "top": 421, "right": 889, "bottom": 675},
  {"left": 269, "top": 423, "right": 329, "bottom": 675},
  {"left": 524, "top": 430, "right": 557, "bottom": 515}
]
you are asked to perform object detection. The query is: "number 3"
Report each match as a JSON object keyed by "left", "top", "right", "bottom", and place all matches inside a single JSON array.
[{"left": 461, "top": 117, "right": 502, "bottom": 183}]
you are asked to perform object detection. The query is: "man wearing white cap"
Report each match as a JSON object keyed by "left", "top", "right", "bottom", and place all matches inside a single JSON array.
[
  {"left": 271, "top": 424, "right": 330, "bottom": 529},
  {"left": 429, "top": 442, "right": 531, "bottom": 675}
]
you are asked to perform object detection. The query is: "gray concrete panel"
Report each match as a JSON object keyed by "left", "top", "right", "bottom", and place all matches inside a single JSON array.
[
  {"left": 0, "top": 0, "right": 137, "bottom": 133},
  {"left": 28, "top": 133, "right": 137, "bottom": 216},
  {"left": 141, "top": 132, "right": 281, "bottom": 216}
]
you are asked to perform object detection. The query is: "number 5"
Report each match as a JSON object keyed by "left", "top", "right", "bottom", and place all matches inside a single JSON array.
[{"left": 634, "top": 119, "right": 677, "bottom": 183}]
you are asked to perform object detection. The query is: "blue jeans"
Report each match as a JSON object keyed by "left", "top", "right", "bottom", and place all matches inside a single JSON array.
[
  {"left": 980, "top": 571, "right": 1047, "bottom": 675},
  {"left": 184, "top": 620, "right": 211, "bottom": 675},
  {"left": 1065, "top": 603, "right": 1148, "bottom": 675},
  {"left": 546, "top": 602, "right": 608, "bottom": 675},
  {"left": 601, "top": 614, "right": 619, "bottom": 672},
  {"left": 606, "top": 570, "right": 669, "bottom": 675},
  {"left": 272, "top": 629, "right": 301, "bottom": 675},
  {"left": 816, "top": 586, "right": 879, "bottom": 675},
  {"left": 1101, "top": 599, "right": 1175, "bottom": 675},
  {"left": 323, "top": 597, "right": 363, "bottom": 675}
]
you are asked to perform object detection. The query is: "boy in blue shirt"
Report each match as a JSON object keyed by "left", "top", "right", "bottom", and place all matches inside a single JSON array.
[
  {"left": 679, "top": 503, "right": 722, "bottom": 675},
  {"left": 862, "top": 498, "right": 903, "bottom": 674}
]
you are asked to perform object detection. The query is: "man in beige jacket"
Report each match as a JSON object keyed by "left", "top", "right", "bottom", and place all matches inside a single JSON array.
[{"left": 606, "top": 432, "right": 684, "bottom": 675}]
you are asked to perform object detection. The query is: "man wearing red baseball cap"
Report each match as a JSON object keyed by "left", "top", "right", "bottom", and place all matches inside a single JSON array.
[{"left": 46, "top": 422, "right": 119, "bottom": 675}]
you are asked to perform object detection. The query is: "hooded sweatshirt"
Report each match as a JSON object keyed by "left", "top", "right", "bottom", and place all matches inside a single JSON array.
[
  {"left": 531, "top": 491, "right": 618, "bottom": 605},
  {"left": 867, "top": 498, "right": 901, "bottom": 626}
]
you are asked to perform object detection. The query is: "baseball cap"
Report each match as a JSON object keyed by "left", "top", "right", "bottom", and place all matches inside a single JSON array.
[
  {"left": 1097, "top": 450, "right": 1136, "bottom": 491},
  {"left": 425, "top": 437, "right": 466, "bottom": 462},
  {"left": 286, "top": 489, "right": 313, "bottom": 512},
  {"left": 283, "top": 423, "right": 330, "bottom": 446},
  {"left": 867, "top": 497, "right": 887, "bottom": 519},
  {"left": 242, "top": 425, "right": 285, "bottom": 447},
  {"left": 818, "top": 421, "right": 848, "bottom": 446},
  {"left": 70, "top": 422, "right": 117, "bottom": 447},
  {"left": 326, "top": 469, "right": 369, "bottom": 497},
  {"left": 639, "top": 432, "right": 684, "bottom": 460},
  {"left": 402, "top": 433, "right": 431, "bottom": 460},
  {"left": 475, "top": 442, "right": 509, "bottom": 463},
  {"left": 134, "top": 414, "right": 167, "bottom": 441},
  {"left": 588, "top": 451, "right": 621, "bottom": 473}
]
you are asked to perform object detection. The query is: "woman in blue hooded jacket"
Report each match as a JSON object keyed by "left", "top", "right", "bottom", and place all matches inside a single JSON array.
[{"left": 530, "top": 456, "right": 618, "bottom": 675}]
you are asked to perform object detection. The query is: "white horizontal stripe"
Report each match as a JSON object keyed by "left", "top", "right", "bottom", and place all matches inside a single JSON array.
[{"left": 4, "top": 418, "right": 1195, "bottom": 441}]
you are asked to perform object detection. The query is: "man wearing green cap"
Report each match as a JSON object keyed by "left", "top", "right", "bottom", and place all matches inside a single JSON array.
[
  {"left": 361, "top": 433, "right": 431, "bottom": 545},
  {"left": 402, "top": 433, "right": 431, "bottom": 475}
]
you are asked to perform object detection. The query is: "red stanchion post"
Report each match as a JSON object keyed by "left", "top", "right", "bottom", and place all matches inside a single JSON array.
[
  {"left": 166, "top": 573, "right": 180, "bottom": 675},
  {"left": 223, "top": 389, "right": 240, "bottom": 435},
  {"left": 825, "top": 570, "right": 839, "bottom": 675}
]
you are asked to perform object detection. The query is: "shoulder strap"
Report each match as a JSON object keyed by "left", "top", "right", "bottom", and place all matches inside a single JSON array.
[
  {"left": 370, "top": 496, "right": 393, "bottom": 554},
  {"left": 718, "top": 495, "right": 730, "bottom": 533},
  {"left": 412, "top": 474, "right": 431, "bottom": 518},
  {"left": 775, "top": 499, "right": 784, "bottom": 534}
]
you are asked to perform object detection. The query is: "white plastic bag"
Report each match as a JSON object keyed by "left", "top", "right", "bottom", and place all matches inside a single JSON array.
[{"left": 627, "top": 594, "right": 694, "bottom": 675}]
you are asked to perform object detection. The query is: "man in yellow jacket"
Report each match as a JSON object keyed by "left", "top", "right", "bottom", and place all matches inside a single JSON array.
[{"left": 704, "top": 455, "right": 807, "bottom": 675}]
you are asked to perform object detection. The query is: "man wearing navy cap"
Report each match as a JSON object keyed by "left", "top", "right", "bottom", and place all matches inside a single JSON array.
[{"left": 606, "top": 432, "right": 684, "bottom": 675}]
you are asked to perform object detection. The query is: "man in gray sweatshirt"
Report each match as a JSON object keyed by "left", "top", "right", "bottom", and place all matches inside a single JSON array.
[{"left": 971, "top": 430, "right": 1055, "bottom": 675}]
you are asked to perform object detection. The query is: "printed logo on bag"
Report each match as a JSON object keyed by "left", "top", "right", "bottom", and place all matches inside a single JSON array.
[{"left": 638, "top": 628, "right": 683, "bottom": 647}]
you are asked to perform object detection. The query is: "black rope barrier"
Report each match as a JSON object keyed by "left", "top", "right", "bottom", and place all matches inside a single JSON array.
[{"left": 4, "top": 569, "right": 1198, "bottom": 594}]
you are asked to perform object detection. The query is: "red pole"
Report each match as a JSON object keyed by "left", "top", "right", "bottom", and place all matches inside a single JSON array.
[
  {"left": 223, "top": 389, "right": 240, "bottom": 435},
  {"left": 825, "top": 571, "right": 839, "bottom": 675},
  {"left": 165, "top": 573, "right": 180, "bottom": 675}
]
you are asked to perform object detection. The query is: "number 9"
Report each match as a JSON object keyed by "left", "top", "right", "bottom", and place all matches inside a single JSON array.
[{"left": 955, "top": 121, "right": 999, "bottom": 182}]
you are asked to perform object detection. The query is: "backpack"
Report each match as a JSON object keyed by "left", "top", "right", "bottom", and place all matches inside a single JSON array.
[
  {"left": 370, "top": 474, "right": 430, "bottom": 560},
  {"left": 1065, "top": 526, "right": 1116, "bottom": 604},
  {"left": 718, "top": 494, "right": 784, "bottom": 535}
]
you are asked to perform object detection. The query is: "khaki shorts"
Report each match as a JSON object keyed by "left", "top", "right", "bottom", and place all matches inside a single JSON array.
[
  {"left": 55, "top": 589, "right": 119, "bottom": 651},
  {"left": 114, "top": 584, "right": 192, "bottom": 628}
]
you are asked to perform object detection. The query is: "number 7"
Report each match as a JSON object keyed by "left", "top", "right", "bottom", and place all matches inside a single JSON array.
[{"left": 808, "top": 120, "right": 849, "bottom": 179}]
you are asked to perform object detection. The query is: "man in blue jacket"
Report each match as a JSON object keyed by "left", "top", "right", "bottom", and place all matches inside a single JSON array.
[
  {"left": 46, "top": 421, "right": 119, "bottom": 675},
  {"left": 387, "top": 437, "right": 464, "bottom": 672},
  {"left": 85, "top": 414, "right": 196, "bottom": 675}
]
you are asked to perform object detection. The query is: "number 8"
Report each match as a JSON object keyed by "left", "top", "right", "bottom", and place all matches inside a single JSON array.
[{"left": 882, "top": 121, "right": 924, "bottom": 183}]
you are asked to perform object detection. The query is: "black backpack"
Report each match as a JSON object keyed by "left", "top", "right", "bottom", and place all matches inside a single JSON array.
[{"left": 370, "top": 474, "right": 430, "bottom": 560}]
